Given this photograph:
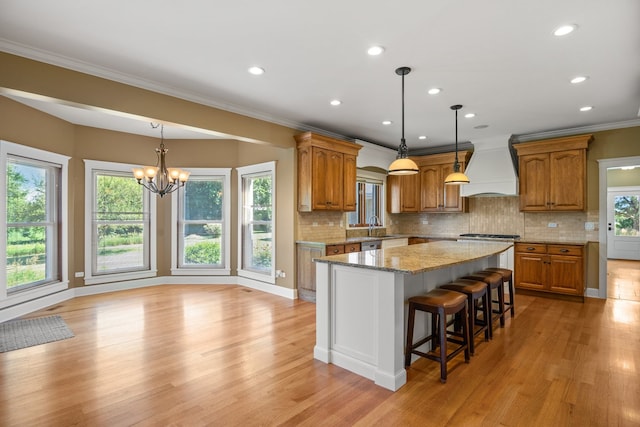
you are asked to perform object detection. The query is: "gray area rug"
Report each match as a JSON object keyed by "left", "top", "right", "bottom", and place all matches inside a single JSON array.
[{"left": 0, "top": 315, "right": 74, "bottom": 352}]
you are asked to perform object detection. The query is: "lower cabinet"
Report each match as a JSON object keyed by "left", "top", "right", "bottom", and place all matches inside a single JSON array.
[
  {"left": 297, "top": 242, "right": 361, "bottom": 302},
  {"left": 514, "top": 243, "right": 585, "bottom": 297}
]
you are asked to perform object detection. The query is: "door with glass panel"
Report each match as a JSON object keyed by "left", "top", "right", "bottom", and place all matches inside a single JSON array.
[{"left": 607, "top": 188, "right": 640, "bottom": 260}]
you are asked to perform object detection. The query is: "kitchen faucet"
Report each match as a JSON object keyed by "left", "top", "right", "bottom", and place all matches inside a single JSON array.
[{"left": 368, "top": 215, "right": 380, "bottom": 236}]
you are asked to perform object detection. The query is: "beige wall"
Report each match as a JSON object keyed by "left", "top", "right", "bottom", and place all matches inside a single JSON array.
[{"left": 0, "top": 53, "right": 298, "bottom": 291}]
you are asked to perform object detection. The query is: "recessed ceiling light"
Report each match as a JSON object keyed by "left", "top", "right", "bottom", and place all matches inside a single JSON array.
[
  {"left": 382, "top": 120, "right": 392, "bottom": 125},
  {"left": 427, "top": 88, "right": 441, "bottom": 95},
  {"left": 367, "top": 46, "right": 385, "bottom": 56},
  {"left": 580, "top": 106, "right": 593, "bottom": 112},
  {"left": 248, "top": 66, "right": 265, "bottom": 75},
  {"left": 474, "top": 124, "right": 489, "bottom": 129},
  {"left": 330, "top": 99, "right": 342, "bottom": 106},
  {"left": 554, "top": 24, "right": 577, "bottom": 36},
  {"left": 418, "top": 135, "right": 427, "bottom": 140},
  {"left": 464, "top": 113, "right": 476, "bottom": 118},
  {"left": 571, "top": 76, "right": 588, "bottom": 84}
]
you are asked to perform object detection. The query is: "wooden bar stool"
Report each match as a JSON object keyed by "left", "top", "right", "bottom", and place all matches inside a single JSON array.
[
  {"left": 440, "top": 279, "right": 491, "bottom": 355},
  {"left": 483, "top": 267, "right": 515, "bottom": 317},
  {"left": 461, "top": 271, "right": 505, "bottom": 336},
  {"left": 405, "top": 289, "right": 470, "bottom": 383}
]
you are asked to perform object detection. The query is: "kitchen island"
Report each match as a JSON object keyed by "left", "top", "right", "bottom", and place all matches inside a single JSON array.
[{"left": 313, "top": 240, "right": 512, "bottom": 391}]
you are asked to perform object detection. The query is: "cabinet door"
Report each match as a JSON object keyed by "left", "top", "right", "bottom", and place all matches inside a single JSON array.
[
  {"left": 386, "top": 174, "right": 402, "bottom": 214},
  {"left": 297, "top": 145, "right": 312, "bottom": 212},
  {"left": 441, "top": 163, "right": 464, "bottom": 212},
  {"left": 548, "top": 255, "right": 584, "bottom": 295},
  {"left": 400, "top": 173, "right": 420, "bottom": 212},
  {"left": 514, "top": 252, "right": 546, "bottom": 290},
  {"left": 549, "top": 149, "right": 585, "bottom": 211},
  {"left": 342, "top": 154, "right": 357, "bottom": 211},
  {"left": 312, "top": 147, "right": 343, "bottom": 210},
  {"left": 420, "top": 165, "right": 441, "bottom": 211},
  {"left": 519, "top": 153, "right": 550, "bottom": 211},
  {"left": 296, "top": 244, "right": 324, "bottom": 302}
]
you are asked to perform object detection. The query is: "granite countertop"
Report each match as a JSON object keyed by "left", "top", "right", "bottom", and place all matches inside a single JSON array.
[
  {"left": 314, "top": 240, "right": 512, "bottom": 275},
  {"left": 296, "top": 234, "right": 456, "bottom": 246},
  {"left": 517, "top": 239, "right": 588, "bottom": 246}
]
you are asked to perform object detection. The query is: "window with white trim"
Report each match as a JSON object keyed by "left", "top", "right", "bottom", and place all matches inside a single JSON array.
[
  {"left": 347, "top": 169, "right": 385, "bottom": 228},
  {"left": 84, "top": 160, "right": 156, "bottom": 285},
  {"left": 237, "top": 162, "right": 275, "bottom": 283},
  {"left": 1, "top": 140, "right": 69, "bottom": 305},
  {"left": 171, "top": 168, "right": 231, "bottom": 275}
]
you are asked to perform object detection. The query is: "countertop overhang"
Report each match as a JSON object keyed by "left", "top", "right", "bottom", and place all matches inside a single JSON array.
[{"left": 314, "top": 240, "right": 512, "bottom": 275}]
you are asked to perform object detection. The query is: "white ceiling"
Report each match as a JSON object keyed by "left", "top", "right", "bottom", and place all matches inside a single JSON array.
[{"left": 1, "top": 0, "right": 639, "bottom": 148}]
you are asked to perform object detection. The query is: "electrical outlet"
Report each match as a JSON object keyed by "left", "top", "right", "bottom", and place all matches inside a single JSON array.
[
  {"left": 328, "top": 221, "right": 334, "bottom": 226},
  {"left": 312, "top": 222, "right": 318, "bottom": 227},
  {"left": 74, "top": 272, "right": 84, "bottom": 278},
  {"left": 548, "top": 222, "right": 558, "bottom": 228},
  {"left": 584, "top": 222, "right": 595, "bottom": 231},
  {"left": 276, "top": 270, "right": 286, "bottom": 278},
  {"left": 422, "top": 220, "right": 429, "bottom": 225}
]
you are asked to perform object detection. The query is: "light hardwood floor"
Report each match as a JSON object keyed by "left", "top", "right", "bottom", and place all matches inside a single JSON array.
[
  {"left": 608, "top": 259, "right": 640, "bottom": 302},
  {"left": 2, "top": 285, "right": 639, "bottom": 426}
]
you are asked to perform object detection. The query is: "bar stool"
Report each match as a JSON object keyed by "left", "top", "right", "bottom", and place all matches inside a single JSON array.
[
  {"left": 440, "top": 279, "right": 491, "bottom": 355},
  {"left": 483, "top": 267, "right": 515, "bottom": 317},
  {"left": 461, "top": 271, "right": 505, "bottom": 336},
  {"left": 405, "top": 289, "right": 470, "bottom": 383}
]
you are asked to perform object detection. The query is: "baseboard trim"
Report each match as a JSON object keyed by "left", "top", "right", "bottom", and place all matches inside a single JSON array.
[{"left": 1, "top": 276, "right": 297, "bottom": 322}]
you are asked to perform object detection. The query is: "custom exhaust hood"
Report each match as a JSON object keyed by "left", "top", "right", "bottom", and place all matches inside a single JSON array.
[{"left": 460, "top": 135, "right": 519, "bottom": 197}]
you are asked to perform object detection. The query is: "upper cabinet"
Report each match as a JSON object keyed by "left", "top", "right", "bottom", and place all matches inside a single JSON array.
[
  {"left": 387, "top": 151, "right": 471, "bottom": 214},
  {"left": 514, "top": 134, "right": 592, "bottom": 212},
  {"left": 295, "top": 132, "right": 362, "bottom": 212}
]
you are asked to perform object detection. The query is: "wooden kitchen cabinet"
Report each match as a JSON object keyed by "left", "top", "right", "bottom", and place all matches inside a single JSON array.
[
  {"left": 514, "top": 134, "right": 592, "bottom": 212},
  {"left": 514, "top": 242, "right": 585, "bottom": 298},
  {"left": 387, "top": 151, "right": 470, "bottom": 214},
  {"left": 387, "top": 173, "right": 419, "bottom": 213},
  {"left": 295, "top": 132, "right": 362, "bottom": 212},
  {"left": 297, "top": 241, "right": 362, "bottom": 302}
]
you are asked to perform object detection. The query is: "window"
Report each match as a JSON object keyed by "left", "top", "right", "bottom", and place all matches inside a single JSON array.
[
  {"left": 1, "top": 141, "right": 69, "bottom": 304},
  {"left": 347, "top": 170, "right": 385, "bottom": 228},
  {"left": 171, "top": 168, "right": 231, "bottom": 275},
  {"left": 84, "top": 160, "right": 156, "bottom": 285},
  {"left": 237, "top": 162, "right": 275, "bottom": 283},
  {"left": 614, "top": 194, "right": 639, "bottom": 236}
]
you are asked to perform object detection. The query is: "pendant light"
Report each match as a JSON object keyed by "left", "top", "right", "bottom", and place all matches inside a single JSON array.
[
  {"left": 388, "top": 66, "right": 419, "bottom": 175},
  {"left": 444, "top": 104, "right": 470, "bottom": 185}
]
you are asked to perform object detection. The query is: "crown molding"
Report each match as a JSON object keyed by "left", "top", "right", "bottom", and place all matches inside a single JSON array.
[{"left": 513, "top": 119, "right": 640, "bottom": 143}]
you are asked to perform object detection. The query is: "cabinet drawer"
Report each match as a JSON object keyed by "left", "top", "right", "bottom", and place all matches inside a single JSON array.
[
  {"left": 326, "top": 245, "right": 345, "bottom": 255},
  {"left": 547, "top": 245, "right": 583, "bottom": 257},
  {"left": 515, "top": 243, "right": 547, "bottom": 253},
  {"left": 345, "top": 243, "right": 361, "bottom": 253}
]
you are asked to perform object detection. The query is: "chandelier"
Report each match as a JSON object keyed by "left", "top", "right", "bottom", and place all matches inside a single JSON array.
[{"left": 132, "top": 123, "right": 190, "bottom": 197}]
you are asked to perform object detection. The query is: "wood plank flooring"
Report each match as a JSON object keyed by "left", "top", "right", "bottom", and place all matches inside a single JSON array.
[
  {"left": 608, "top": 259, "right": 640, "bottom": 302},
  {"left": 1, "top": 285, "right": 639, "bottom": 426}
]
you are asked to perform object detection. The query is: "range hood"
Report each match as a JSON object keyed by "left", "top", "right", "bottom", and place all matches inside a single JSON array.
[{"left": 460, "top": 135, "right": 519, "bottom": 197}]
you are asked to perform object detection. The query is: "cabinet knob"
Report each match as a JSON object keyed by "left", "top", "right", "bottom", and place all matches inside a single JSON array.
[
  {"left": 526, "top": 247, "right": 536, "bottom": 251},
  {"left": 333, "top": 249, "right": 339, "bottom": 253}
]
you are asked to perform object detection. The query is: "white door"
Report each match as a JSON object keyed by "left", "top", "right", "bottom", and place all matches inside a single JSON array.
[{"left": 607, "top": 188, "right": 640, "bottom": 260}]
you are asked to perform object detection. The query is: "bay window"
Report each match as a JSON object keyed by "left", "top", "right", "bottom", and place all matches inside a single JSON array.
[
  {"left": 171, "top": 168, "right": 231, "bottom": 275},
  {"left": 237, "top": 162, "right": 275, "bottom": 283}
]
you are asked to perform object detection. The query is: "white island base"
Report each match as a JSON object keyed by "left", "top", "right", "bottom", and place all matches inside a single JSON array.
[{"left": 313, "top": 241, "right": 511, "bottom": 391}]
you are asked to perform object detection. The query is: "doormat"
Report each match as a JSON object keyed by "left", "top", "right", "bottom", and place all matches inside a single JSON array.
[{"left": 0, "top": 315, "right": 74, "bottom": 352}]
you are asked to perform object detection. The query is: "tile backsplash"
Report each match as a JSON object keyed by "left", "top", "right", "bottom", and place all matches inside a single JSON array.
[{"left": 297, "top": 197, "right": 599, "bottom": 243}]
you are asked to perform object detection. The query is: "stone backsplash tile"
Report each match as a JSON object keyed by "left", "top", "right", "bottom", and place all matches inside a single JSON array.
[{"left": 297, "top": 198, "right": 599, "bottom": 242}]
